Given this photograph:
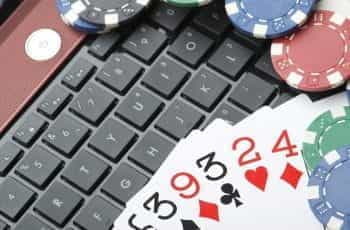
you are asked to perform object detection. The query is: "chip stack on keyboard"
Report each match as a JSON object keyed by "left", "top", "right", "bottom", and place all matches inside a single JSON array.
[
  {"left": 270, "top": 0, "right": 350, "bottom": 92},
  {"left": 56, "top": 0, "right": 152, "bottom": 33},
  {"left": 224, "top": 0, "right": 317, "bottom": 39},
  {"left": 223, "top": 0, "right": 350, "bottom": 93},
  {"left": 55, "top": 0, "right": 350, "bottom": 95}
]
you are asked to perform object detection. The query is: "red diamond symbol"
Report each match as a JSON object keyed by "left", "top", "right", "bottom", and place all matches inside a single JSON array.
[
  {"left": 280, "top": 163, "right": 303, "bottom": 189},
  {"left": 199, "top": 200, "right": 219, "bottom": 221}
]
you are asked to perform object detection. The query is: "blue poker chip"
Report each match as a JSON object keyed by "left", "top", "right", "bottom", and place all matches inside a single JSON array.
[
  {"left": 225, "top": 0, "right": 318, "bottom": 39},
  {"left": 307, "top": 145, "right": 350, "bottom": 230},
  {"left": 56, "top": 0, "right": 106, "bottom": 33}
]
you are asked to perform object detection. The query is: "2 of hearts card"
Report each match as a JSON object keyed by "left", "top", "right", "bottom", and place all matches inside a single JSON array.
[{"left": 113, "top": 93, "right": 348, "bottom": 230}]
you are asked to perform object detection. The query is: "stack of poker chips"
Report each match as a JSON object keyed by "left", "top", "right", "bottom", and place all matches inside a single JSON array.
[
  {"left": 56, "top": 0, "right": 153, "bottom": 34},
  {"left": 224, "top": 0, "right": 350, "bottom": 93},
  {"left": 56, "top": 0, "right": 350, "bottom": 94},
  {"left": 301, "top": 106, "right": 350, "bottom": 230},
  {"left": 56, "top": 0, "right": 215, "bottom": 34}
]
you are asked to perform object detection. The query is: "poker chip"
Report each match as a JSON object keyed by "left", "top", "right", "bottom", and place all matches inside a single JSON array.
[
  {"left": 224, "top": 0, "right": 317, "bottom": 39},
  {"left": 162, "top": 0, "right": 213, "bottom": 7},
  {"left": 302, "top": 106, "right": 350, "bottom": 173},
  {"left": 271, "top": 10, "right": 350, "bottom": 92},
  {"left": 71, "top": 0, "right": 151, "bottom": 29},
  {"left": 307, "top": 145, "right": 350, "bottom": 230},
  {"left": 56, "top": 0, "right": 106, "bottom": 34}
]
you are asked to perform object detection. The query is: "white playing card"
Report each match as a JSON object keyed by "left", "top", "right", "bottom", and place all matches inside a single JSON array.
[
  {"left": 114, "top": 107, "right": 274, "bottom": 230},
  {"left": 113, "top": 92, "right": 349, "bottom": 230},
  {"left": 184, "top": 92, "right": 348, "bottom": 229},
  {"left": 175, "top": 95, "right": 322, "bottom": 230},
  {"left": 154, "top": 95, "right": 319, "bottom": 229},
  {"left": 113, "top": 130, "right": 206, "bottom": 230}
]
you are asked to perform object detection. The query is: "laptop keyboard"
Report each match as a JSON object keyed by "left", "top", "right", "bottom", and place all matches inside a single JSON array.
[{"left": 1, "top": 1, "right": 337, "bottom": 229}]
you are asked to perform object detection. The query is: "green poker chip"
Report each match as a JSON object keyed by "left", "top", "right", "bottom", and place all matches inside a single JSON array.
[
  {"left": 162, "top": 0, "right": 213, "bottom": 7},
  {"left": 302, "top": 106, "right": 350, "bottom": 173}
]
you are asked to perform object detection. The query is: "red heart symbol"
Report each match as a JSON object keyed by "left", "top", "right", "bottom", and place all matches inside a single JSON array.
[{"left": 245, "top": 166, "right": 268, "bottom": 192}]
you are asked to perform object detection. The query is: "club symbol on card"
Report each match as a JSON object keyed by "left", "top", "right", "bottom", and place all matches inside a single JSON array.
[
  {"left": 245, "top": 166, "right": 268, "bottom": 191},
  {"left": 220, "top": 183, "right": 243, "bottom": 207},
  {"left": 181, "top": 219, "right": 200, "bottom": 230},
  {"left": 198, "top": 200, "right": 220, "bottom": 222},
  {"left": 280, "top": 163, "right": 303, "bottom": 189}
]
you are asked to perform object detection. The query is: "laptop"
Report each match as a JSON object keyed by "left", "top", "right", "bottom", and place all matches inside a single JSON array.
[{"left": 0, "top": 0, "right": 342, "bottom": 229}]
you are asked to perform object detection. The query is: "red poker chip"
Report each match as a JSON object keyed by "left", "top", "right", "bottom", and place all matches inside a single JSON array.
[{"left": 271, "top": 10, "right": 350, "bottom": 92}]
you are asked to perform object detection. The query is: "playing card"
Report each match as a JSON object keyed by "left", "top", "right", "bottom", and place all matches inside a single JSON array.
[
  {"left": 184, "top": 92, "right": 348, "bottom": 229},
  {"left": 113, "top": 130, "right": 206, "bottom": 230},
  {"left": 113, "top": 92, "right": 349, "bottom": 230},
  {"left": 154, "top": 95, "right": 322, "bottom": 230},
  {"left": 113, "top": 108, "right": 273, "bottom": 230}
]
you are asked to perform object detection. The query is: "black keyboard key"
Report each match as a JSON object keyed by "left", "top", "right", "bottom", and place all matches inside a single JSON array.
[
  {"left": 0, "top": 178, "right": 35, "bottom": 221},
  {"left": 255, "top": 51, "right": 281, "bottom": 81},
  {"left": 13, "top": 114, "right": 47, "bottom": 148},
  {"left": 193, "top": 1, "right": 230, "bottom": 37},
  {"left": 89, "top": 118, "right": 137, "bottom": 162},
  {"left": 150, "top": 2, "right": 192, "bottom": 32},
  {"left": 232, "top": 30, "right": 266, "bottom": 49},
  {"left": 89, "top": 31, "right": 122, "bottom": 59},
  {"left": 156, "top": 100, "right": 204, "bottom": 140},
  {"left": 43, "top": 114, "right": 89, "bottom": 157},
  {"left": 0, "top": 220, "right": 8, "bottom": 230},
  {"left": 16, "top": 145, "right": 62, "bottom": 189},
  {"left": 38, "top": 85, "right": 72, "bottom": 119},
  {"left": 271, "top": 93, "right": 295, "bottom": 108},
  {"left": 182, "top": 68, "right": 229, "bottom": 112},
  {"left": 168, "top": 27, "right": 214, "bottom": 68},
  {"left": 74, "top": 196, "right": 122, "bottom": 230},
  {"left": 229, "top": 73, "right": 277, "bottom": 112},
  {"left": 116, "top": 87, "right": 164, "bottom": 130},
  {"left": 129, "top": 131, "right": 175, "bottom": 173},
  {"left": 62, "top": 149, "right": 109, "bottom": 194},
  {"left": 96, "top": 53, "right": 143, "bottom": 95},
  {"left": 207, "top": 103, "right": 247, "bottom": 126},
  {"left": 62, "top": 58, "right": 96, "bottom": 91},
  {"left": 70, "top": 83, "right": 116, "bottom": 126},
  {"left": 122, "top": 24, "right": 167, "bottom": 63},
  {"left": 142, "top": 56, "right": 189, "bottom": 99},
  {"left": 208, "top": 38, "right": 254, "bottom": 80},
  {"left": 102, "top": 163, "right": 148, "bottom": 205},
  {"left": 0, "top": 142, "right": 23, "bottom": 176},
  {"left": 15, "top": 214, "right": 53, "bottom": 230},
  {"left": 35, "top": 182, "right": 83, "bottom": 227}
]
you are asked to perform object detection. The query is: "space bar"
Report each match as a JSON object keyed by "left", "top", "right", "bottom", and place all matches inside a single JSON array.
[{"left": 0, "top": 0, "right": 86, "bottom": 135}]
